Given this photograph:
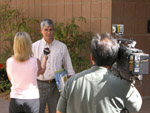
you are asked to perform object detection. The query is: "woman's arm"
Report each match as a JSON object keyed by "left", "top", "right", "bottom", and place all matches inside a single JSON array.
[
  {"left": 37, "top": 55, "right": 48, "bottom": 76},
  {"left": 6, "top": 73, "right": 11, "bottom": 82},
  {"left": 6, "top": 60, "right": 11, "bottom": 81}
]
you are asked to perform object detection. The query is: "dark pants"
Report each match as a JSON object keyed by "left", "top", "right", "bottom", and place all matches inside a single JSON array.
[
  {"left": 38, "top": 80, "right": 60, "bottom": 113},
  {"left": 9, "top": 98, "right": 39, "bottom": 113}
]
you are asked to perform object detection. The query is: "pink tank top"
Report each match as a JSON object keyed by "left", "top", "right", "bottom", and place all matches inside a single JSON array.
[{"left": 6, "top": 57, "right": 39, "bottom": 99}]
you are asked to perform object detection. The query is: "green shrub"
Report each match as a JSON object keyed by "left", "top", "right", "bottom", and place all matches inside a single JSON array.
[
  {"left": 0, "top": 3, "right": 39, "bottom": 93},
  {"left": 54, "top": 17, "right": 93, "bottom": 73},
  {"left": 0, "top": 68, "right": 11, "bottom": 92},
  {"left": 0, "top": 3, "right": 40, "bottom": 65}
]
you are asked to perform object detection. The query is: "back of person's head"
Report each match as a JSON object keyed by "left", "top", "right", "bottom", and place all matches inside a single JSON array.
[
  {"left": 40, "top": 19, "right": 55, "bottom": 29},
  {"left": 13, "top": 32, "right": 32, "bottom": 61},
  {"left": 90, "top": 33, "right": 119, "bottom": 67}
]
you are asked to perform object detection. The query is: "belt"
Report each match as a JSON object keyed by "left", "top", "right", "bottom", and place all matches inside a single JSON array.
[{"left": 37, "top": 79, "right": 56, "bottom": 84}]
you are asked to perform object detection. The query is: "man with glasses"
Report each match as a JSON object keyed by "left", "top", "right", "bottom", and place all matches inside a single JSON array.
[{"left": 32, "top": 19, "right": 75, "bottom": 113}]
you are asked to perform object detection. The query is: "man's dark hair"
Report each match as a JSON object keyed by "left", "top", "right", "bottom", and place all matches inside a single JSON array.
[{"left": 90, "top": 33, "right": 119, "bottom": 66}]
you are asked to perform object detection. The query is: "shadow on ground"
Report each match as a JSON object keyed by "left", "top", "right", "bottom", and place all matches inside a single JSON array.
[{"left": 0, "top": 96, "right": 150, "bottom": 113}]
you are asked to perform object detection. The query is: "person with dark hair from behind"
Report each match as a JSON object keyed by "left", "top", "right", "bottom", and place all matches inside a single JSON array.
[
  {"left": 56, "top": 33, "right": 142, "bottom": 113},
  {"left": 6, "top": 32, "right": 48, "bottom": 113}
]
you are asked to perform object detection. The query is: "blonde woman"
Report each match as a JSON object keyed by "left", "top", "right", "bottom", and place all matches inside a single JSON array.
[{"left": 6, "top": 32, "right": 48, "bottom": 113}]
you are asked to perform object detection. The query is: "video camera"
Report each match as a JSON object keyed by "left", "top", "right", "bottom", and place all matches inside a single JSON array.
[{"left": 112, "top": 24, "right": 149, "bottom": 82}]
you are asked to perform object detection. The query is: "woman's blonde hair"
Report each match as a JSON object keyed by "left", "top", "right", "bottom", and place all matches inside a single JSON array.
[{"left": 13, "top": 32, "right": 32, "bottom": 61}]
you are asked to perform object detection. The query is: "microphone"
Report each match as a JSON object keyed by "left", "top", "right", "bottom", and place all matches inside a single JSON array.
[{"left": 43, "top": 47, "right": 50, "bottom": 55}]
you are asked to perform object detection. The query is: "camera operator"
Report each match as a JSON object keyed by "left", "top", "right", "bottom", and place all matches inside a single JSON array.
[{"left": 56, "top": 33, "right": 142, "bottom": 113}]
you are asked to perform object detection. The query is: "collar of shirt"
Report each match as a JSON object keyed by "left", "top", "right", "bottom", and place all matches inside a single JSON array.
[{"left": 41, "top": 38, "right": 55, "bottom": 47}]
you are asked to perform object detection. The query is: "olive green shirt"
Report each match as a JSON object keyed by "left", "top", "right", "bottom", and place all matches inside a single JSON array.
[{"left": 57, "top": 66, "right": 142, "bottom": 113}]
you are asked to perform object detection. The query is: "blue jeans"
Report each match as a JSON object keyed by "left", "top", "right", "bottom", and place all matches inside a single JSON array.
[{"left": 38, "top": 80, "right": 60, "bottom": 113}]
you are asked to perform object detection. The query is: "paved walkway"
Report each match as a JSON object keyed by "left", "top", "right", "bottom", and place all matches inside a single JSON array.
[
  {"left": 0, "top": 97, "right": 150, "bottom": 113},
  {"left": 0, "top": 98, "right": 9, "bottom": 113}
]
